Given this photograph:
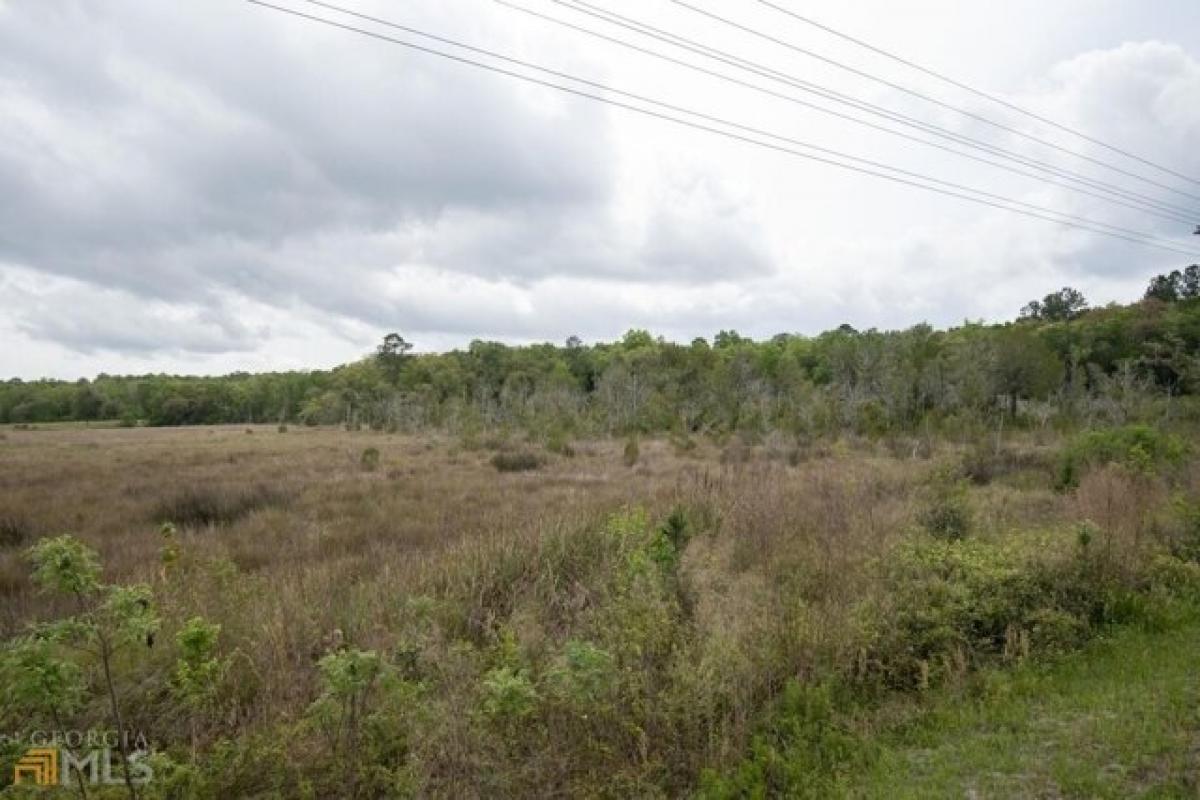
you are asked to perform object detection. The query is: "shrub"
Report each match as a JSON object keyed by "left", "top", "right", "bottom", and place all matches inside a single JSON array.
[
  {"left": 545, "top": 427, "right": 575, "bottom": 457},
  {"left": 623, "top": 435, "right": 640, "bottom": 467},
  {"left": 670, "top": 432, "right": 698, "bottom": 456},
  {"left": 545, "top": 640, "right": 616, "bottom": 706},
  {"left": 0, "top": 515, "right": 32, "bottom": 549},
  {"left": 480, "top": 666, "right": 539, "bottom": 720},
  {"left": 491, "top": 451, "right": 544, "bottom": 472},
  {"left": 1058, "top": 424, "right": 1186, "bottom": 489},
  {"left": 277, "top": 423, "right": 288, "bottom": 433},
  {"left": 1168, "top": 497, "right": 1200, "bottom": 563},
  {"left": 918, "top": 475, "right": 972, "bottom": 541},
  {"left": 697, "top": 681, "right": 869, "bottom": 799},
  {"left": 860, "top": 535, "right": 1129, "bottom": 690},
  {"left": 360, "top": 447, "right": 381, "bottom": 472},
  {"left": 153, "top": 484, "right": 291, "bottom": 527}
]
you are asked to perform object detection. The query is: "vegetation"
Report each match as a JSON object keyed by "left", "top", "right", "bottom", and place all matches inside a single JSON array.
[
  {"left": 4, "top": 277, "right": 1200, "bottom": 796},
  {"left": 6, "top": 274, "right": 1200, "bottom": 441}
]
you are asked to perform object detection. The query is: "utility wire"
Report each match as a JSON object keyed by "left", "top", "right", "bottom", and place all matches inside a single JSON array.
[
  {"left": 502, "top": 0, "right": 1195, "bottom": 226},
  {"left": 245, "top": 0, "right": 1200, "bottom": 257},
  {"left": 669, "top": 0, "right": 1200, "bottom": 207},
  {"left": 549, "top": 0, "right": 1199, "bottom": 224},
  {"left": 750, "top": 0, "right": 1200, "bottom": 188},
  {"left": 304, "top": 0, "right": 1184, "bottom": 246}
]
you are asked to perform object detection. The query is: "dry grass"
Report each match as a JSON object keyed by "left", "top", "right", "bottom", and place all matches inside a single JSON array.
[{"left": 2, "top": 422, "right": 1188, "bottom": 797}]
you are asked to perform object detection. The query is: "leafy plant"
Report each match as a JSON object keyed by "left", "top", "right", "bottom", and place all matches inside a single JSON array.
[
  {"left": 919, "top": 474, "right": 972, "bottom": 541},
  {"left": 172, "top": 617, "right": 228, "bottom": 759},
  {"left": 27, "top": 535, "right": 160, "bottom": 800},
  {"left": 480, "top": 666, "right": 539, "bottom": 720},
  {"left": 1058, "top": 425, "right": 1187, "bottom": 489}
]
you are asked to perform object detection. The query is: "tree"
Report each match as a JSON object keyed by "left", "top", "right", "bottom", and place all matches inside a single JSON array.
[
  {"left": 1146, "top": 271, "right": 1181, "bottom": 302},
  {"left": 28, "top": 535, "right": 159, "bottom": 800},
  {"left": 992, "top": 326, "right": 1064, "bottom": 416},
  {"left": 1144, "top": 266, "right": 1200, "bottom": 303},
  {"left": 375, "top": 333, "right": 413, "bottom": 386},
  {"left": 1023, "top": 287, "right": 1088, "bottom": 321}
]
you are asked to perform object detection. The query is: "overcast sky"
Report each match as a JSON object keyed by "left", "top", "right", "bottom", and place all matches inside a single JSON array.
[{"left": 2, "top": 0, "right": 1199, "bottom": 378}]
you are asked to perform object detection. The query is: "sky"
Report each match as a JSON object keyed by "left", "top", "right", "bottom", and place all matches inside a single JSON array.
[{"left": 1, "top": 0, "right": 1199, "bottom": 379}]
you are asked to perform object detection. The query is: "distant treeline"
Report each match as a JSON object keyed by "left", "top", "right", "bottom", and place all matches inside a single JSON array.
[{"left": 6, "top": 275, "right": 1200, "bottom": 435}]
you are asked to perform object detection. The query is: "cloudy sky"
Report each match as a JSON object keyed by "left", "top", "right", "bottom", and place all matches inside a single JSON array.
[{"left": 2, "top": 0, "right": 1199, "bottom": 378}]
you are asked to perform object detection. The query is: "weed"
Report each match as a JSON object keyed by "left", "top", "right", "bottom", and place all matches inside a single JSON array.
[
  {"left": 0, "top": 516, "right": 31, "bottom": 549},
  {"left": 623, "top": 435, "right": 639, "bottom": 467},
  {"left": 1058, "top": 424, "right": 1186, "bottom": 488},
  {"left": 491, "top": 451, "right": 544, "bottom": 472},
  {"left": 919, "top": 473, "right": 972, "bottom": 541},
  {"left": 153, "top": 484, "right": 291, "bottom": 527}
]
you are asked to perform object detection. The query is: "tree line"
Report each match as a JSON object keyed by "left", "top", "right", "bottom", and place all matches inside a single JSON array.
[{"left": 5, "top": 269, "right": 1200, "bottom": 436}]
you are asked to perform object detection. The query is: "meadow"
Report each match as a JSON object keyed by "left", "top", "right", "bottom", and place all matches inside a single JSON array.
[{"left": 2, "top": 417, "right": 1199, "bottom": 798}]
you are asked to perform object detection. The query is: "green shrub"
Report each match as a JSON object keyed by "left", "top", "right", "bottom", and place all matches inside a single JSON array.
[
  {"left": 1168, "top": 497, "right": 1200, "bottom": 563},
  {"left": 1058, "top": 424, "right": 1187, "bottom": 489},
  {"left": 545, "top": 640, "right": 616, "bottom": 706},
  {"left": 480, "top": 666, "right": 539, "bottom": 720},
  {"left": 545, "top": 427, "right": 575, "bottom": 457},
  {"left": 697, "top": 681, "right": 869, "bottom": 799},
  {"left": 360, "top": 447, "right": 381, "bottom": 472},
  {"left": 918, "top": 475, "right": 972, "bottom": 541},
  {"left": 490, "top": 451, "right": 544, "bottom": 472},
  {"left": 862, "top": 538, "right": 1094, "bottom": 689}
]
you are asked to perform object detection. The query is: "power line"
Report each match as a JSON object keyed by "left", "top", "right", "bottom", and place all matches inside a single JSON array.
[
  {"left": 669, "top": 0, "right": 1200, "bottom": 207},
  {"left": 299, "top": 0, "right": 1190, "bottom": 248},
  {"left": 547, "top": 0, "right": 1199, "bottom": 224},
  {"left": 502, "top": 0, "right": 1196, "bottom": 226},
  {"left": 750, "top": 0, "right": 1200, "bottom": 188},
  {"left": 244, "top": 0, "right": 1200, "bottom": 258}
]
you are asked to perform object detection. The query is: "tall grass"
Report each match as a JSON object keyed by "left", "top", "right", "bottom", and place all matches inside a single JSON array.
[{"left": 1, "top": 425, "right": 1198, "bottom": 796}]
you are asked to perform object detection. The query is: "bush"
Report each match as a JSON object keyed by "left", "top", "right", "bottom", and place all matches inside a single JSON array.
[
  {"left": 623, "top": 436, "right": 640, "bottom": 467},
  {"left": 960, "top": 442, "right": 1053, "bottom": 486},
  {"left": 360, "top": 447, "right": 381, "bottom": 472},
  {"left": 918, "top": 476, "right": 972, "bottom": 541},
  {"left": 698, "top": 681, "right": 869, "bottom": 799},
  {"left": 1058, "top": 424, "right": 1186, "bottom": 489},
  {"left": 545, "top": 427, "right": 575, "bottom": 457},
  {"left": 0, "top": 516, "right": 31, "bottom": 549},
  {"left": 277, "top": 423, "right": 288, "bottom": 433},
  {"left": 153, "top": 485, "right": 291, "bottom": 527},
  {"left": 857, "top": 531, "right": 1157, "bottom": 691},
  {"left": 480, "top": 666, "right": 539, "bottom": 720},
  {"left": 491, "top": 451, "right": 544, "bottom": 472}
]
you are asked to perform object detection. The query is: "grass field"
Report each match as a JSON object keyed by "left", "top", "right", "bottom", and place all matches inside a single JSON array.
[
  {"left": 854, "top": 612, "right": 1200, "bottom": 798},
  {"left": 2, "top": 422, "right": 1199, "bottom": 797}
]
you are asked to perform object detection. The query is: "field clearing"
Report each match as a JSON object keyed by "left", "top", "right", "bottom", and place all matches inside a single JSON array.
[
  {"left": 2, "top": 423, "right": 1197, "bottom": 797},
  {"left": 0, "top": 425, "right": 720, "bottom": 630}
]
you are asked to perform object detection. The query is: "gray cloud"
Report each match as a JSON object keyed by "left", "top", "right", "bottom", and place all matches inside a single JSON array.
[{"left": 0, "top": 1, "right": 1198, "bottom": 369}]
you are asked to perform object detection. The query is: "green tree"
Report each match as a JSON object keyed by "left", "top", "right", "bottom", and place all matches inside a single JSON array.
[
  {"left": 992, "top": 326, "right": 1064, "bottom": 417},
  {"left": 375, "top": 333, "right": 414, "bottom": 386},
  {"left": 28, "top": 535, "right": 160, "bottom": 800}
]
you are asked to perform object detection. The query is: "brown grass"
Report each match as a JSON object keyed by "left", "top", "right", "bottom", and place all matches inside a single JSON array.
[{"left": 2, "top": 422, "right": 1180, "bottom": 796}]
